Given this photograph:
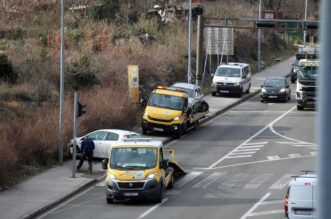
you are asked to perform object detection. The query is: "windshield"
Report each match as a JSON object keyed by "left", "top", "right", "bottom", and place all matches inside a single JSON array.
[
  {"left": 148, "top": 93, "right": 185, "bottom": 111},
  {"left": 264, "top": 79, "right": 285, "bottom": 87},
  {"left": 299, "top": 66, "right": 318, "bottom": 80},
  {"left": 172, "top": 87, "right": 194, "bottom": 98},
  {"left": 216, "top": 67, "right": 241, "bottom": 77},
  {"left": 110, "top": 147, "right": 158, "bottom": 170}
]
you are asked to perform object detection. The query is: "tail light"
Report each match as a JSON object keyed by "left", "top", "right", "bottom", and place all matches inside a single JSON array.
[{"left": 284, "top": 194, "right": 289, "bottom": 215}]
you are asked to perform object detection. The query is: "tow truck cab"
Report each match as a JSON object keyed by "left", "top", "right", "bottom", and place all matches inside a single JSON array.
[
  {"left": 296, "top": 59, "right": 319, "bottom": 110},
  {"left": 102, "top": 138, "right": 185, "bottom": 203},
  {"left": 142, "top": 86, "right": 207, "bottom": 138}
]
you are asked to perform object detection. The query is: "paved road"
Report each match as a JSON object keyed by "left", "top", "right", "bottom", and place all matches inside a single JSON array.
[{"left": 38, "top": 83, "right": 316, "bottom": 219}]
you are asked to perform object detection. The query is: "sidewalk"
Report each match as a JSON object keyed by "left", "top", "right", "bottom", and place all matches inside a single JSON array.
[{"left": 0, "top": 57, "right": 294, "bottom": 219}]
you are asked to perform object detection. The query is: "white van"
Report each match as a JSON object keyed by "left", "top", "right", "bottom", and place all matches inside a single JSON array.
[
  {"left": 211, "top": 63, "right": 251, "bottom": 97},
  {"left": 284, "top": 173, "right": 317, "bottom": 219}
]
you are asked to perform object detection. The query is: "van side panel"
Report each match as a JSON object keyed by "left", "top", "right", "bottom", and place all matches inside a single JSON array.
[{"left": 288, "top": 185, "right": 314, "bottom": 219}]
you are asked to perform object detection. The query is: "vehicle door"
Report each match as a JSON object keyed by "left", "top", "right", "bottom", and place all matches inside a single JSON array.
[
  {"left": 241, "top": 67, "right": 249, "bottom": 92},
  {"left": 98, "top": 132, "right": 119, "bottom": 159},
  {"left": 311, "top": 183, "right": 318, "bottom": 218},
  {"left": 159, "top": 147, "right": 167, "bottom": 185},
  {"left": 288, "top": 185, "right": 313, "bottom": 219},
  {"left": 86, "top": 131, "right": 109, "bottom": 158}
]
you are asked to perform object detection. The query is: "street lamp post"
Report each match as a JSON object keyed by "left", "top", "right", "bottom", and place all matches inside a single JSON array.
[
  {"left": 304, "top": 0, "right": 308, "bottom": 47},
  {"left": 188, "top": 0, "right": 192, "bottom": 84},
  {"left": 59, "top": 0, "right": 65, "bottom": 164},
  {"left": 257, "top": 0, "right": 262, "bottom": 71}
]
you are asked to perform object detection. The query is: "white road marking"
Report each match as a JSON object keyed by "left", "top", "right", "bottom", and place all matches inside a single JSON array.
[
  {"left": 219, "top": 173, "right": 249, "bottom": 189},
  {"left": 231, "top": 151, "right": 257, "bottom": 155},
  {"left": 270, "top": 125, "right": 314, "bottom": 146},
  {"left": 226, "top": 155, "right": 252, "bottom": 159},
  {"left": 248, "top": 209, "right": 283, "bottom": 217},
  {"left": 267, "top": 156, "right": 280, "bottom": 160},
  {"left": 243, "top": 173, "right": 273, "bottom": 189},
  {"left": 194, "top": 155, "right": 315, "bottom": 171},
  {"left": 240, "top": 193, "right": 271, "bottom": 219},
  {"left": 243, "top": 142, "right": 267, "bottom": 146},
  {"left": 289, "top": 153, "right": 302, "bottom": 158},
  {"left": 95, "top": 181, "right": 105, "bottom": 187},
  {"left": 176, "top": 171, "right": 203, "bottom": 188},
  {"left": 235, "top": 148, "right": 261, "bottom": 152},
  {"left": 193, "top": 172, "right": 226, "bottom": 189},
  {"left": 137, "top": 198, "right": 168, "bottom": 219},
  {"left": 260, "top": 200, "right": 283, "bottom": 205},
  {"left": 239, "top": 145, "right": 265, "bottom": 148},
  {"left": 311, "top": 151, "right": 317, "bottom": 156},
  {"left": 269, "top": 174, "right": 292, "bottom": 190},
  {"left": 208, "top": 106, "right": 296, "bottom": 169}
]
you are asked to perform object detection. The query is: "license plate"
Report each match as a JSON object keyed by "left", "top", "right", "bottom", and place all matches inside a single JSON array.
[
  {"left": 153, "top": 127, "right": 164, "bottom": 132},
  {"left": 295, "top": 210, "right": 311, "bottom": 215},
  {"left": 220, "top": 90, "right": 229, "bottom": 93},
  {"left": 268, "top": 96, "right": 277, "bottom": 98},
  {"left": 123, "top": 192, "right": 138, "bottom": 197}
]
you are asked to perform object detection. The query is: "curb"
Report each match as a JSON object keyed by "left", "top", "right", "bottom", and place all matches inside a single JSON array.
[
  {"left": 21, "top": 90, "right": 261, "bottom": 218},
  {"left": 21, "top": 174, "right": 105, "bottom": 219}
]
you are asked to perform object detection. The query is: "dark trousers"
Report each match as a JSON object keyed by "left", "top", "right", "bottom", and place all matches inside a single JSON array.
[{"left": 77, "top": 151, "right": 93, "bottom": 173}]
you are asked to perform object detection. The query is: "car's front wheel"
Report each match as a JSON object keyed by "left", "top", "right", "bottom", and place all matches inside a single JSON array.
[{"left": 107, "top": 197, "right": 113, "bottom": 204}]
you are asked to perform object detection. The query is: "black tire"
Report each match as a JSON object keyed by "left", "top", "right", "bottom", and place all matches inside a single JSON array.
[
  {"left": 167, "top": 174, "right": 174, "bottom": 189},
  {"left": 246, "top": 84, "right": 251, "bottom": 94},
  {"left": 107, "top": 197, "right": 113, "bottom": 204},
  {"left": 174, "top": 127, "right": 183, "bottom": 139},
  {"left": 200, "top": 101, "right": 209, "bottom": 112},
  {"left": 297, "top": 105, "right": 304, "bottom": 110},
  {"left": 260, "top": 99, "right": 264, "bottom": 103},
  {"left": 212, "top": 92, "right": 216, "bottom": 96},
  {"left": 142, "top": 127, "right": 147, "bottom": 135},
  {"left": 288, "top": 93, "right": 291, "bottom": 100},
  {"left": 291, "top": 79, "right": 296, "bottom": 83},
  {"left": 155, "top": 184, "right": 163, "bottom": 203},
  {"left": 237, "top": 88, "right": 243, "bottom": 98}
]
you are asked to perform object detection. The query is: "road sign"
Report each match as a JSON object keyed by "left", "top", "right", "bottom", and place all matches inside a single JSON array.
[{"left": 206, "top": 27, "right": 234, "bottom": 55}]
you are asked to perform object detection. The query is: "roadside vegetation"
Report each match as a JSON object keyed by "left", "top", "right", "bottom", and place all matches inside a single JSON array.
[{"left": 0, "top": 0, "right": 318, "bottom": 187}]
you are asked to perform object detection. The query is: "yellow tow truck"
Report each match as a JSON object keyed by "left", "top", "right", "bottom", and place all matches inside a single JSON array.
[
  {"left": 142, "top": 86, "right": 208, "bottom": 138},
  {"left": 102, "top": 138, "right": 185, "bottom": 203}
]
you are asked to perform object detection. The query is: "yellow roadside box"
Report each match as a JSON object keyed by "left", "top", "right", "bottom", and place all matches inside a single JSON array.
[{"left": 128, "top": 65, "right": 139, "bottom": 104}]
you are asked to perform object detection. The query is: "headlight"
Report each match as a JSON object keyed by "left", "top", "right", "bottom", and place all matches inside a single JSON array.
[
  {"left": 146, "top": 173, "right": 157, "bottom": 180},
  {"left": 261, "top": 88, "right": 267, "bottom": 93},
  {"left": 280, "top": 88, "right": 286, "bottom": 93},
  {"left": 144, "top": 112, "right": 148, "bottom": 117},
  {"left": 107, "top": 173, "right": 117, "bottom": 180},
  {"left": 173, "top": 116, "right": 180, "bottom": 121},
  {"left": 235, "top": 82, "right": 240, "bottom": 86}
]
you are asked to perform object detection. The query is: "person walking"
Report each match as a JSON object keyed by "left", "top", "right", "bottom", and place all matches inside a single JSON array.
[{"left": 77, "top": 137, "right": 95, "bottom": 173}]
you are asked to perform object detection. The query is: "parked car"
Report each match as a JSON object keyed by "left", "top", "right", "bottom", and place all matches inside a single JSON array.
[
  {"left": 284, "top": 173, "right": 317, "bottom": 219},
  {"left": 170, "top": 82, "right": 208, "bottom": 113},
  {"left": 69, "top": 129, "right": 141, "bottom": 159},
  {"left": 260, "top": 77, "right": 291, "bottom": 102},
  {"left": 211, "top": 63, "right": 251, "bottom": 97}
]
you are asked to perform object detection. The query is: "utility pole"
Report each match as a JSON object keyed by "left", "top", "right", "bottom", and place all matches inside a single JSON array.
[
  {"left": 59, "top": 0, "right": 65, "bottom": 165},
  {"left": 318, "top": 1, "right": 331, "bottom": 218},
  {"left": 72, "top": 92, "right": 78, "bottom": 178},
  {"left": 187, "top": 0, "right": 192, "bottom": 84},
  {"left": 257, "top": 0, "right": 262, "bottom": 71},
  {"left": 304, "top": 0, "right": 308, "bottom": 47},
  {"left": 196, "top": 15, "right": 204, "bottom": 87}
]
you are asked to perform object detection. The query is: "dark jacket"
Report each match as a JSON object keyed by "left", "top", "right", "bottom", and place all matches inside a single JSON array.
[{"left": 81, "top": 138, "right": 95, "bottom": 152}]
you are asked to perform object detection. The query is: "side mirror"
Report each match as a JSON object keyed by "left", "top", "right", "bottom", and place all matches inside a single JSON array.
[
  {"left": 260, "top": 85, "right": 263, "bottom": 88},
  {"left": 102, "top": 159, "right": 109, "bottom": 170},
  {"left": 286, "top": 85, "right": 290, "bottom": 88},
  {"left": 160, "top": 160, "right": 168, "bottom": 169}
]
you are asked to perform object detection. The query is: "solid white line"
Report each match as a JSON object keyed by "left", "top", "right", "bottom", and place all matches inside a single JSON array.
[
  {"left": 277, "top": 141, "right": 312, "bottom": 145},
  {"left": 231, "top": 151, "right": 257, "bottom": 155},
  {"left": 289, "top": 154, "right": 302, "bottom": 158},
  {"left": 208, "top": 106, "right": 296, "bottom": 169},
  {"left": 240, "top": 193, "right": 271, "bottom": 219},
  {"left": 234, "top": 148, "right": 260, "bottom": 152},
  {"left": 267, "top": 156, "right": 280, "bottom": 160},
  {"left": 243, "top": 142, "right": 268, "bottom": 146},
  {"left": 240, "top": 145, "right": 265, "bottom": 148},
  {"left": 176, "top": 171, "right": 203, "bottom": 188},
  {"left": 269, "top": 174, "right": 292, "bottom": 190},
  {"left": 248, "top": 209, "right": 283, "bottom": 217},
  {"left": 226, "top": 155, "right": 252, "bottom": 159},
  {"left": 243, "top": 173, "right": 273, "bottom": 189},
  {"left": 95, "top": 181, "right": 105, "bottom": 187},
  {"left": 269, "top": 125, "right": 313, "bottom": 145},
  {"left": 260, "top": 200, "right": 283, "bottom": 205},
  {"left": 194, "top": 155, "right": 315, "bottom": 171},
  {"left": 137, "top": 198, "right": 168, "bottom": 219}
]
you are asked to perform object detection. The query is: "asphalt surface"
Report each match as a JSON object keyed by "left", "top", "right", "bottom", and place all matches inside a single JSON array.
[{"left": 37, "top": 83, "right": 317, "bottom": 219}]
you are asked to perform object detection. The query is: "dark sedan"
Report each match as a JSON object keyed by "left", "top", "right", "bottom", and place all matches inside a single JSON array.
[{"left": 260, "top": 77, "right": 291, "bottom": 102}]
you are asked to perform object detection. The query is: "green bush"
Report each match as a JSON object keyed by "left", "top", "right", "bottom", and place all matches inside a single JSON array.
[
  {"left": 67, "top": 56, "right": 98, "bottom": 89},
  {"left": 0, "top": 53, "right": 17, "bottom": 84},
  {"left": 88, "top": 0, "right": 121, "bottom": 22}
]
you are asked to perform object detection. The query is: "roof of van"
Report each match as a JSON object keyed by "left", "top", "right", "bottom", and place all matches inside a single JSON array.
[
  {"left": 111, "top": 139, "right": 163, "bottom": 148},
  {"left": 289, "top": 174, "right": 317, "bottom": 186},
  {"left": 218, "top": 62, "right": 249, "bottom": 68}
]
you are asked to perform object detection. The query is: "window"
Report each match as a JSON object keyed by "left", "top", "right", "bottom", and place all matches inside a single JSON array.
[
  {"left": 106, "top": 132, "right": 119, "bottom": 141},
  {"left": 88, "top": 131, "right": 108, "bottom": 140}
]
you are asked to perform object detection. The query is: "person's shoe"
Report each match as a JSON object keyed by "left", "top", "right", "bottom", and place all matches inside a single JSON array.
[{"left": 76, "top": 166, "right": 80, "bottom": 172}]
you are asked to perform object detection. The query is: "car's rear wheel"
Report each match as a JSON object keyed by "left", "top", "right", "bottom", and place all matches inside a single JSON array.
[
  {"left": 212, "top": 92, "right": 216, "bottom": 96},
  {"left": 297, "top": 105, "right": 304, "bottom": 110}
]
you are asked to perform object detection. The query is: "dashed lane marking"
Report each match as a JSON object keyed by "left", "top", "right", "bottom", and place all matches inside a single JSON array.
[
  {"left": 289, "top": 153, "right": 302, "bottom": 158},
  {"left": 267, "top": 156, "right": 280, "bottom": 160}
]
